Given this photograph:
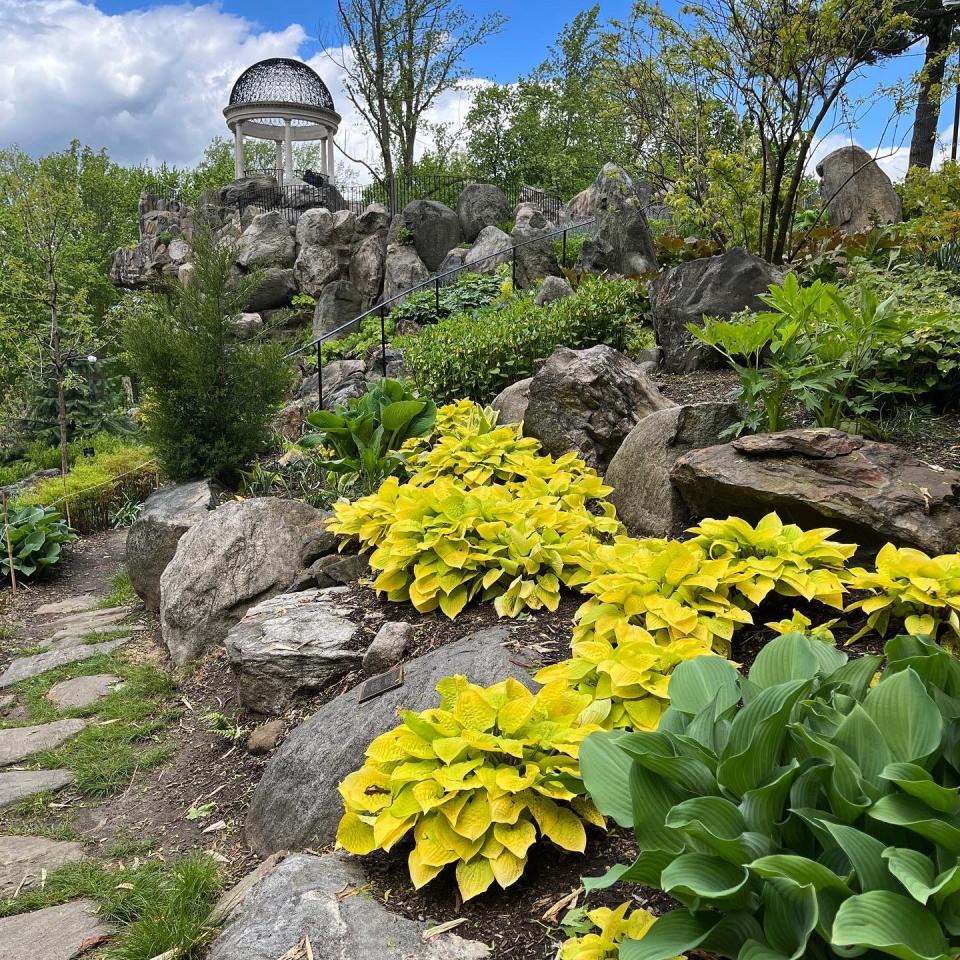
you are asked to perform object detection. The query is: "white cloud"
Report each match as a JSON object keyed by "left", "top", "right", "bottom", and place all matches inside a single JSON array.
[{"left": 0, "top": 0, "right": 486, "bottom": 180}]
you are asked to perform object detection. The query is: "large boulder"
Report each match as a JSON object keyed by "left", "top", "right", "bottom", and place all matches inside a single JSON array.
[
  {"left": 650, "top": 247, "right": 782, "bottom": 373},
  {"left": 606, "top": 402, "right": 740, "bottom": 537},
  {"left": 225, "top": 588, "right": 362, "bottom": 714},
  {"left": 535, "top": 275, "right": 574, "bottom": 306},
  {"left": 575, "top": 164, "right": 658, "bottom": 277},
  {"left": 456, "top": 183, "right": 511, "bottom": 242},
  {"left": 206, "top": 853, "right": 490, "bottom": 960},
  {"left": 350, "top": 232, "right": 387, "bottom": 309},
  {"left": 126, "top": 479, "right": 226, "bottom": 612},
  {"left": 159, "top": 498, "right": 330, "bottom": 666},
  {"left": 236, "top": 211, "right": 296, "bottom": 269},
  {"left": 218, "top": 176, "right": 280, "bottom": 208},
  {"left": 245, "top": 267, "right": 297, "bottom": 311},
  {"left": 298, "top": 359, "right": 369, "bottom": 412},
  {"left": 523, "top": 345, "right": 676, "bottom": 472},
  {"left": 464, "top": 225, "right": 513, "bottom": 273},
  {"left": 383, "top": 242, "right": 431, "bottom": 302},
  {"left": 400, "top": 199, "right": 461, "bottom": 271},
  {"left": 294, "top": 207, "right": 337, "bottom": 248},
  {"left": 245, "top": 627, "right": 535, "bottom": 854},
  {"left": 816, "top": 145, "right": 902, "bottom": 234},
  {"left": 312, "top": 279, "right": 362, "bottom": 339},
  {"left": 511, "top": 210, "right": 561, "bottom": 288},
  {"left": 671, "top": 429, "right": 960, "bottom": 554},
  {"left": 492, "top": 377, "right": 532, "bottom": 425},
  {"left": 565, "top": 184, "right": 596, "bottom": 223},
  {"left": 293, "top": 244, "right": 339, "bottom": 296}
]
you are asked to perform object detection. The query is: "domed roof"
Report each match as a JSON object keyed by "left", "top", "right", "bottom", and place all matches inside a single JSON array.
[{"left": 229, "top": 58, "right": 335, "bottom": 111}]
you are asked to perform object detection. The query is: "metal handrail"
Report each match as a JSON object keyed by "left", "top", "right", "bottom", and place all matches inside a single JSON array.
[{"left": 286, "top": 217, "right": 595, "bottom": 408}]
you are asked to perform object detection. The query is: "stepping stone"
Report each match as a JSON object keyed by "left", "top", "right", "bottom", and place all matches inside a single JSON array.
[
  {"left": 0, "top": 835, "right": 86, "bottom": 894},
  {"left": 0, "top": 719, "right": 91, "bottom": 767},
  {"left": 34, "top": 595, "right": 97, "bottom": 617},
  {"left": 0, "top": 637, "right": 132, "bottom": 689},
  {"left": 0, "top": 899, "right": 113, "bottom": 960},
  {"left": 43, "top": 632, "right": 138, "bottom": 654},
  {"left": 47, "top": 607, "right": 132, "bottom": 643},
  {"left": 46, "top": 675, "right": 121, "bottom": 710},
  {"left": 0, "top": 769, "right": 74, "bottom": 811}
]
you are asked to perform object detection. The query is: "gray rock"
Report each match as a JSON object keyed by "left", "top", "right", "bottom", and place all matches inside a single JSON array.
[
  {"left": 523, "top": 345, "right": 676, "bottom": 472},
  {"left": 246, "top": 267, "right": 297, "bottom": 311},
  {"left": 650, "top": 247, "right": 783, "bottom": 374},
  {"left": 293, "top": 244, "right": 339, "bottom": 296},
  {"left": 383, "top": 243, "right": 431, "bottom": 303},
  {"left": 0, "top": 836, "right": 86, "bottom": 894},
  {"left": 225, "top": 589, "right": 362, "bottom": 715},
  {"left": 236, "top": 211, "right": 296, "bottom": 268},
  {"left": 491, "top": 377, "right": 532, "bottom": 425},
  {"left": 46, "top": 606, "right": 131, "bottom": 643},
  {"left": 817, "top": 145, "right": 902, "bottom": 234},
  {"left": 437, "top": 247, "right": 468, "bottom": 275},
  {"left": 0, "top": 719, "right": 91, "bottom": 766},
  {"left": 219, "top": 176, "right": 280, "bottom": 208},
  {"left": 672, "top": 428, "right": 960, "bottom": 555},
  {"left": 401, "top": 199, "right": 461, "bottom": 271},
  {"left": 246, "top": 627, "right": 535, "bottom": 853},
  {"left": 535, "top": 275, "right": 574, "bottom": 306},
  {"left": 246, "top": 720, "right": 285, "bottom": 755},
  {"left": 46, "top": 674, "right": 121, "bottom": 711},
  {"left": 233, "top": 312, "right": 263, "bottom": 339},
  {"left": 313, "top": 279, "right": 362, "bottom": 339},
  {"left": 294, "top": 207, "right": 337, "bottom": 248},
  {"left": 363, "top": 621, "right": 413, "bottom": 675},
  {"left": 565, "top": 184, "right": 596, "bottom": 223},
  {"left": 350, "top": 231, "right": 387, "bottom": 309},
  {"left": 606, "top": 402, "right": 741, "bottom": 537},
  {"left": 160, "top": 498, "right": 330, "bottom": 666},
  {"left": 457, "top": 183, "right": 511, "bottom": 243},
  {"left": 311, "top": 553, "right": 368, "bottom": 588},
  {"left": 0, "top": 770, "right": 74, "bottom": 811},
  {"left": 464, "top": 225, "right": 513, "bottom": 273},
  {"left": 298, "top": 359, "right": 368, "bottom": 412},
  {"left": 34, "top": 596, "right": 96, "bottom": 617},
  {"left": 0, "top": 898, "right": 113, "bottom": 960},
  {"left": 0, "top": 638, "right": 132, "bottom": 690},
  {"left": 511, "top": 214, "right": 561, "bottom": 289},
  {"left": 206, "top": 853, "right": 489, "bottom": 960},
  {"left": 167, "top": 237, "right": 191, "bottom": 263},
  {"left": 127, "top": 479, "right": 225, "bottom": 612},
  {"left": 575, "top": 164, "right": 658, "bottom": 277}
]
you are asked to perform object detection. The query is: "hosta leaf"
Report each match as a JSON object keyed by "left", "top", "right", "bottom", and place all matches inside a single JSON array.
[
  {"left": 882, "top": 848, "right": 959, "bottom": 905},
  {"left": 748, "top": 855, "right": 852, "bottom": 893},
  {"left": 493, "top": 819, "right": 537, "bottom": 859},
  {"left": 761, "top": 876, "right": 818, "bottom": 959},
  {"left": 455, "top": 856, "right": 496, "bottom": 901},
  {"left": 869, "top": 794, "right": 960, "bottom": 854},
  {"left": 491, "top": 849, "right": 526, "bottom": 888},
  {"left": 621, "top": 911, "right": 763, "bottom": 960},
  {"left": 579, "top": 731, "right": 635, "bottom": 828},
  {"left": 336, "top": 812, "right": 376, "bottom": 854},
  {"left": 832, "top": 890, "right": 952, "bottom": 960},
  {"left": 880, "top": 762, "right": 959, "bottom": 814},
  {"left": 862, "top": 669, "right": 943, "bottom": 764},
  {"left": 456, "top": 790, "right": 493, "bottom": 841},
  {"left": 660, "top": 853, "right": 751, "bottom": 902},
  {"left": 822, "top": 821, "right": 899, "bottom": 893},
  {"left": 408, "top": 845, "right": 445, "bottom": 888},
  {"left": 668, "top": 655, "right": 742, "bottom": 716}
]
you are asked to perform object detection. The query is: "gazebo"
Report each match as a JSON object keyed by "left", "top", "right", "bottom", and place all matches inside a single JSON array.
[{"left": 223, "top": 58, "right": 341, "bottom": 186}]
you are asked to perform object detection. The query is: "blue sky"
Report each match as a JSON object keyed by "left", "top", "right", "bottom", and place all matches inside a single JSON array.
[{"left": 0, "top": 0, "right": 952, "bottom": 180}]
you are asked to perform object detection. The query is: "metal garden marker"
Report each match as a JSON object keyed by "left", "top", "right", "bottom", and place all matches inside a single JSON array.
[{"left": 357, "top": 665, "right": 404, "bottom": 703}]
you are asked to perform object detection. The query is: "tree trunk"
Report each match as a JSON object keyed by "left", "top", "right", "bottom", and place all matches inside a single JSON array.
[{"left": 909, "top": 18, "right": 954, "bottom": 169}]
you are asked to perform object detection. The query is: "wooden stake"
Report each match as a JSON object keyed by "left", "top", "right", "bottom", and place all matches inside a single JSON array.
[{"left": 2, "top": 493, "right": 16, "bottom": 594}]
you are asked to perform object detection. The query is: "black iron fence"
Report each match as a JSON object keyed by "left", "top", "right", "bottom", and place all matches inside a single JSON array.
[{"left": 284, "top": 217, "right": 595, "bottom": 408}]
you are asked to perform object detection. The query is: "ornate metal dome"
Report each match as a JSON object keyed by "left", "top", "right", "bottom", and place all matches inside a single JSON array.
[{"left": 229, "top": 58, "right": 335, "bottom": 111}]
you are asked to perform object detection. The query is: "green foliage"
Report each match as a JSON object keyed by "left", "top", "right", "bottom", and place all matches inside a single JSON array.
[
  {"left": 388, "top": 271, "right": 505, "bottom": 327},
  {"left": 336, "top": 675, "right": 604, "bottom": 901},
  {"left": 401, "top": 278, "right": 645, "bottom": 404},
  {"left": 0, "top": 505, "right": 77, "bottom": 579},
  {"left": 579, "top": 631, "right": 960, "bottom": 960},
  {"left": 98, "top": 568, "right": 137, "bottom": 609},
  {"left": 559, "top": 903, "right": 660, "bottom": 960},
  {"left": 301, "top": 379, "right": 437, "bottom": 494},
  {"left": 122, "top": 227, "right": 293, "bottom": 483},
  {"left": 898, "top": 162, "right": 960, "bottom": 251}
]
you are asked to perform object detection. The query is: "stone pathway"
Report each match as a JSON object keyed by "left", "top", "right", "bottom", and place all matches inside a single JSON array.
[
  {"left": 45, "top": 606, "right": 133, "bottom": 644},
  {"left": 0, "top": 835, "right": 86, "bottom": 894},
  {"left": 0, "top": 769, "right": 74, "bottom": 811},
  {"left": 0, "top": 719, "right": 91, "bottom": 767},
  {"left": 33, "top": 595, "right": 98, "bottom": 618},
  {"left": 46, "top": 674, "right": 120, "bottom": 710},
  {"left": 0, "top": 636, "right": 132, "bottom": 689},
  {"left": 0, "top": 898, "right": 113, "bottom": 960}
]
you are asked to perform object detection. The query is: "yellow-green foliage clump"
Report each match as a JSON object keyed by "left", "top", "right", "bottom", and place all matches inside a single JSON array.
[
  {"left": 845, "top": 542, "right": 960, "bottom": 644},
  {"left": 336, "top": 676, "right": 605, "bottom": 900},
  {"left": 559, "top": 903, "right": 662, "bottom": 960}
]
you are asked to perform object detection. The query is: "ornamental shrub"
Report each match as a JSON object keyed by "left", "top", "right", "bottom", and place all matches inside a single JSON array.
[
  {"left": 336, "top": 675, "right": 604, "bottom": 901},
  {"left": 400, "top": 278, "right": 645, "bottom": 404},
  {"left": 579, "top": 631, "right": 960, "bottom": 960}
]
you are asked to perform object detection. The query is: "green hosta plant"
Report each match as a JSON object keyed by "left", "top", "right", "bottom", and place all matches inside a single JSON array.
[
  {"left": 1, "top": 505, "right": 77, "bottom": 578},
  {"left": 301, "top": 378, "right": 436, "bottom": 494},
  {"left": 579, "top": 631, "right": 960, "bottom": 960},
  {"left": 846, "top": 543, "right": 960, "bottom": 647},
  {"left": 336, "top": 675, "right": 605, "bottom": 900}
]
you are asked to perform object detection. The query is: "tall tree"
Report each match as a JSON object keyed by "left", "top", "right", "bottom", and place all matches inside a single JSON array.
[{"left": 327, "top": 0, "right": 506, "bottom": 182}]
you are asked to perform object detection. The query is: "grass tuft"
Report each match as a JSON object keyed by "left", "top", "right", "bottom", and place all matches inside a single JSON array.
[{"left": 98, "top": 569, "right": 138, "bottom": 609}]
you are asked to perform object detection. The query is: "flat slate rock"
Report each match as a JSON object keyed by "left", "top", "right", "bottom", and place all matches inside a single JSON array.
[
  {"left": 0, "top": 719, "right": 91, "bottom": 767},
  {"left": 34, "top": 596, "right": 98, "bottom": 617},
  {"left": 47, "top": 607, "right": 131, "bottom": 642},
  {"left": 0, "top": 898, "right": 113, "bottom": 960},
  {"left": 246, "top": 626, "right": 536, "bottom": 854},
  {"left": 46, "top": 674, "right": 120, "bottom": 710},
  {"left": 0, "top": 835, "right": 87, "bottom": 894},
  {"left": 0, "top": 769, "right": 74, "bottom": 811},
  {"left": 207, "top": 853, "right": 489, "bottom": 960},
  {"left": 0, "top": 637, "right": 131, "bottom": 689}
]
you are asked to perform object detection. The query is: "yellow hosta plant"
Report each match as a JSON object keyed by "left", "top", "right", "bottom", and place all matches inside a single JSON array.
[
  {"left": 687, "top": 512, "right": 854, "bottom": 610},
  {"left": 559, "top": 903, "right": 661, "bottom": 960},
  {"left": 845, "top": 543, "right": 960, "bottom": 644},
  {"left": 329, "top": 475, "right": 619, "bottom": 619},
  {"left": 336, "top": 676, "right": 605, "bottom": 901}
]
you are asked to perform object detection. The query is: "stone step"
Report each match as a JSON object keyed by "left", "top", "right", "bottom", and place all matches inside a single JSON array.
[
  {"left": 0, "top": 899, "right": 113, "bottom": 960},
  {"left": 0, "top": 637, "right": 132, "bottom": 689},
  {"left": 46, "top": 607, "right": 132, "bottom": 643},
  {"left": 43, "top": 630, "right": 140, "bottom": 655},
  {"left": 0, "top": 835, "right": 86, "bottom": 895},
  {"left": 33, "top": 595, "right": 98, "bottom": 618},
  {"left": 0, "top": 719, "right": 91, "bottom": 767},
  {"left": 46, "top": 674, "right": 121, "bottom": 710},
  {"left": 0, "top": 769, "right": 74, "bottom": 811}
]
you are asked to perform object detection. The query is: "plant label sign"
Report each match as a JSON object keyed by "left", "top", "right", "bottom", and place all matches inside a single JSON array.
[{"left": 358, "top": 665, "right": 404, "bottom": 704}]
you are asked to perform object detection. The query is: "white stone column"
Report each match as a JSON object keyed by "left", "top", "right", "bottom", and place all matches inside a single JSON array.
[
  {"left": 319, "top": 137, "right": 328, "bottom": 176},
  {"left": 283, "top": 119, "right": 294, "bottom": 182},
  {"left": 233, "top": 121, "right": 244, "bottom": 179},
  {"left": 275, "top": 140, "right": 283, "bottom": 182},
  {"left": 326, "top": 133, "right": 335, "bottom": 185}
]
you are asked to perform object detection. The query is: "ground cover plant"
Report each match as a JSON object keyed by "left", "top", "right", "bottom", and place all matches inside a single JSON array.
[
  {"left": 0, "top": 504, "right": 77, "bottom": 579},
  {"left": 578, "top": 631, "right": 960, "bottom": 960}
]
